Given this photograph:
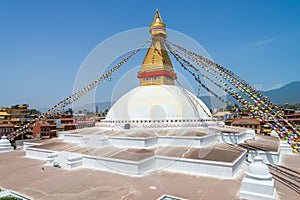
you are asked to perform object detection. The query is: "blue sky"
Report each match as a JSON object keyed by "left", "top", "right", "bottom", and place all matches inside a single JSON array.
[{"left": 0, "top": 0, "right": 299, "bottom": 109}]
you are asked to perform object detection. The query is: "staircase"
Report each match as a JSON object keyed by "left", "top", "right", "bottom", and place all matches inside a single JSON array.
[{"left": 53, "top": 151, "right": 71, "bottom": 169}]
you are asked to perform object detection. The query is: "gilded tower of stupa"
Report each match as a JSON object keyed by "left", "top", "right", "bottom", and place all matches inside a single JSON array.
[{"left": 137, "top": 9, "right": 177, "bottom": 86}]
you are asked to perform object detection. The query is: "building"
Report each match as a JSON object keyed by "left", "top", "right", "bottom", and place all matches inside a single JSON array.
[
  {"left": 32, "top": 121, "right": 57, "bottom": 138},
  {"left": 60, "top": 117, "right": 77, "bottom": 131},
  {"left": 285, "top": 111, "right": 300, "bottom": 130},
  {"left": 76, "top": 120, "right": 95, "bottom": 129},
  {"left": 213, "top": 111, "right": 232, "bottom": 120},
  {"left": 0, "top": 111, "right": 11, "bottom": 124},
  {"left": 6, "top": 104, "right": 30, "bottom": 123},
  {"left": 0, "top": 124, "right": 14, "bottom": 137},
  {"left": 47, "top": 117, "right": 77, "bottom": 131},
  {"left": 231, "top": 118, "right": 261, "bottom": 133},
  {"left": 74, "top": 113, "right": 96, "bottom": 129},
  {"left": 0, "top": 104, "right": 34, "bottom": 127}
]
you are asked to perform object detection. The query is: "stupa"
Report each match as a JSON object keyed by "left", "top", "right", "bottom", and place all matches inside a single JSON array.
[
  {"left": 105, "top": 9, "right": 212, "bottom": 127},
  {"left": 22, "top": 10, "right": 251, "bottom": 179},
  {"left": 240, "top": 156, "right": 276, "bottom": 200},
  {"left": 2, "top": 9, "right": 299, "bottom": 200},
  {"left": 0, "top": 135, "right": 14, "bottom": 152}
]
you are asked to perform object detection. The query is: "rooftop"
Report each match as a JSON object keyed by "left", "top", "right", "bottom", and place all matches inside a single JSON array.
[
  {"left": 36, "top": 121, "right": 57, "bottom": 127},
  {"left": 239, "top": 135, "right": 280, "bottom": 152},
  {"left": 0, "top": 112, "right": 10, "bottom": 116},
  {"left": 213, "top": 111, "right": 231, "bottom": 117},
  {"left": 0, "top": 124, "right": 14, "bottom": 127},
  {"left": 0, "top": 150, "right": 299, "bottom": 200},
  {"left": 232, "top": 118, "right": 260, "bottom": 125},
  {"left": 29, "top": 139, "right": 243, "bottom": 163},
  {"left": 156, "top": 143, "right": 244, "bottom": 163}
]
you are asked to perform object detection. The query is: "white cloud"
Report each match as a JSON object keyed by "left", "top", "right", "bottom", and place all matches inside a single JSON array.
[
  {"left": 253, "top": 83, "right": 284, "bottom": 91},
  {"left": 267, "top": 83, "right": 284, "bottom": 91},
  {"left": 253, "top": 84, "right": 263, "bottom": 90},
  {"left": 252, "top": 38, "right": 276, "bottom": 47}
]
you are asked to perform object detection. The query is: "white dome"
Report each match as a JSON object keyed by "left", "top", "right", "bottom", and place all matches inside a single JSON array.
[
  {"left": 0, "top": 136, "right": 9, "bottom": 144},
  {"left": 0, "top": 135, "right": 13, "bottom": 152},
  {"left": 106, "top": 85, "right": 212, "bottom": 121},
  {"left": 246, "top": 156, "right": 272, "bottom": 179}
]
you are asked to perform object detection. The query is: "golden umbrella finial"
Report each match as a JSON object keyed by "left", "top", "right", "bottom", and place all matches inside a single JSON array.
[
  {"left": 150, "top": 9, "right": 166, "bottom": 37},
  {"left": 154, "top": 9, "right": 163, "bottom": 23}
]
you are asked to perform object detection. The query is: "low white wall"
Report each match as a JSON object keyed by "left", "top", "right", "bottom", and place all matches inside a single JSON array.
[
  {"left": 279, "top": 141, "right": 294, "bottom": 162},
  {"left": 61, "top": 133, "right": 217, "bottom": 149},
  {"left": 201, "top": 134, "right": 218, "bottom": 146},
  {"left": 82, "top": 155, "right": 157, "bottom": 175},
  {"left": 138, "top": 156, "right": 156, "bottom": 173},
  {"left": 144, "top": 137, "right": 158, "bottom": 147},
  {"left": 81, "top": 135, "right": 109, "bottom": 148},
  {"left": 157, "top": 136, "right": 194, "bottom": 147},
  {"left": 155, "top": 154, "right": 245, "bottom": 178},
  {"left": 62, "top": 134, "right": 83, "bottom": 143},
  {"left": 218, "top": 131, "right": 247, "bottom": 144},
  {"left": 23, "top": 142, "right": 41, "bottom": 150},
  {"left": 247, "top": 150, "right": 279, "bottom": 164},
  {"left": 82, "top": 156, "right": 108, "bottom": 171},
  {"left": 232, "top": 152, "right": 246, "bottom": 175},
  {"left": 62, "top": 134, "right": 109, "bottom": 148},
  {"left": 157, "top": 134, "right": 217, "bottom": 147},
  {"left": 260, "top": 152, "right": 279, "bottom": 164},
  {"left": 25, "top": 148, "right": 54, "bottom": 160},
  {"left": 108, "top": 136, "right": 157, "bottom": 148},
  {"left": 66, "top": 156, "right": 83, "bottom": 169},
  {"left": 82, "top": 156, "right": 140, "bottom": 175}
]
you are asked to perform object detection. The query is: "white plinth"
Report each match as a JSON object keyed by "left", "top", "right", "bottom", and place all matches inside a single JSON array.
[
  {"left": 240, "top": 156, "right": 276, "bottom": 200},
  {"left": 0, "top": 136, "right": 14, "bottom": 152}
]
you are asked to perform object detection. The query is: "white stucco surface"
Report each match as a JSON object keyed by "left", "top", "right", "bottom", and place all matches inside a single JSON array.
[{"left": 106, "top": 85, "right": 212, "bottom": 121}]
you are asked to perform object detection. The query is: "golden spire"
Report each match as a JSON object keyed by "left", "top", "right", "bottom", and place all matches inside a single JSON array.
[
  {"left": 150, "top": 9, "right": 167, "bottom": 37},
  {"left": 137, "top": 9, "right": 176, "bottom": 86}
]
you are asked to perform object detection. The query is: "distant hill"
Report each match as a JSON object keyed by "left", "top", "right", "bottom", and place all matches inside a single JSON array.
[
  {"left": 37, "top": 102, "right": 112, "bottom": 113},
  {"left": 36, "top": 81, "right": 300, "bottom": 113},
  {"left": 73, "top": 101, "right": 112, "bottom": 112},
  {"left": 68, "top": 81, "right": 300, "bottom": 112},
  {"left": 261, "top": 81, "right": 300, "bottom": 105},
  {"left": 199, "top": 81, "right": 300, "bottom": 107}
]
